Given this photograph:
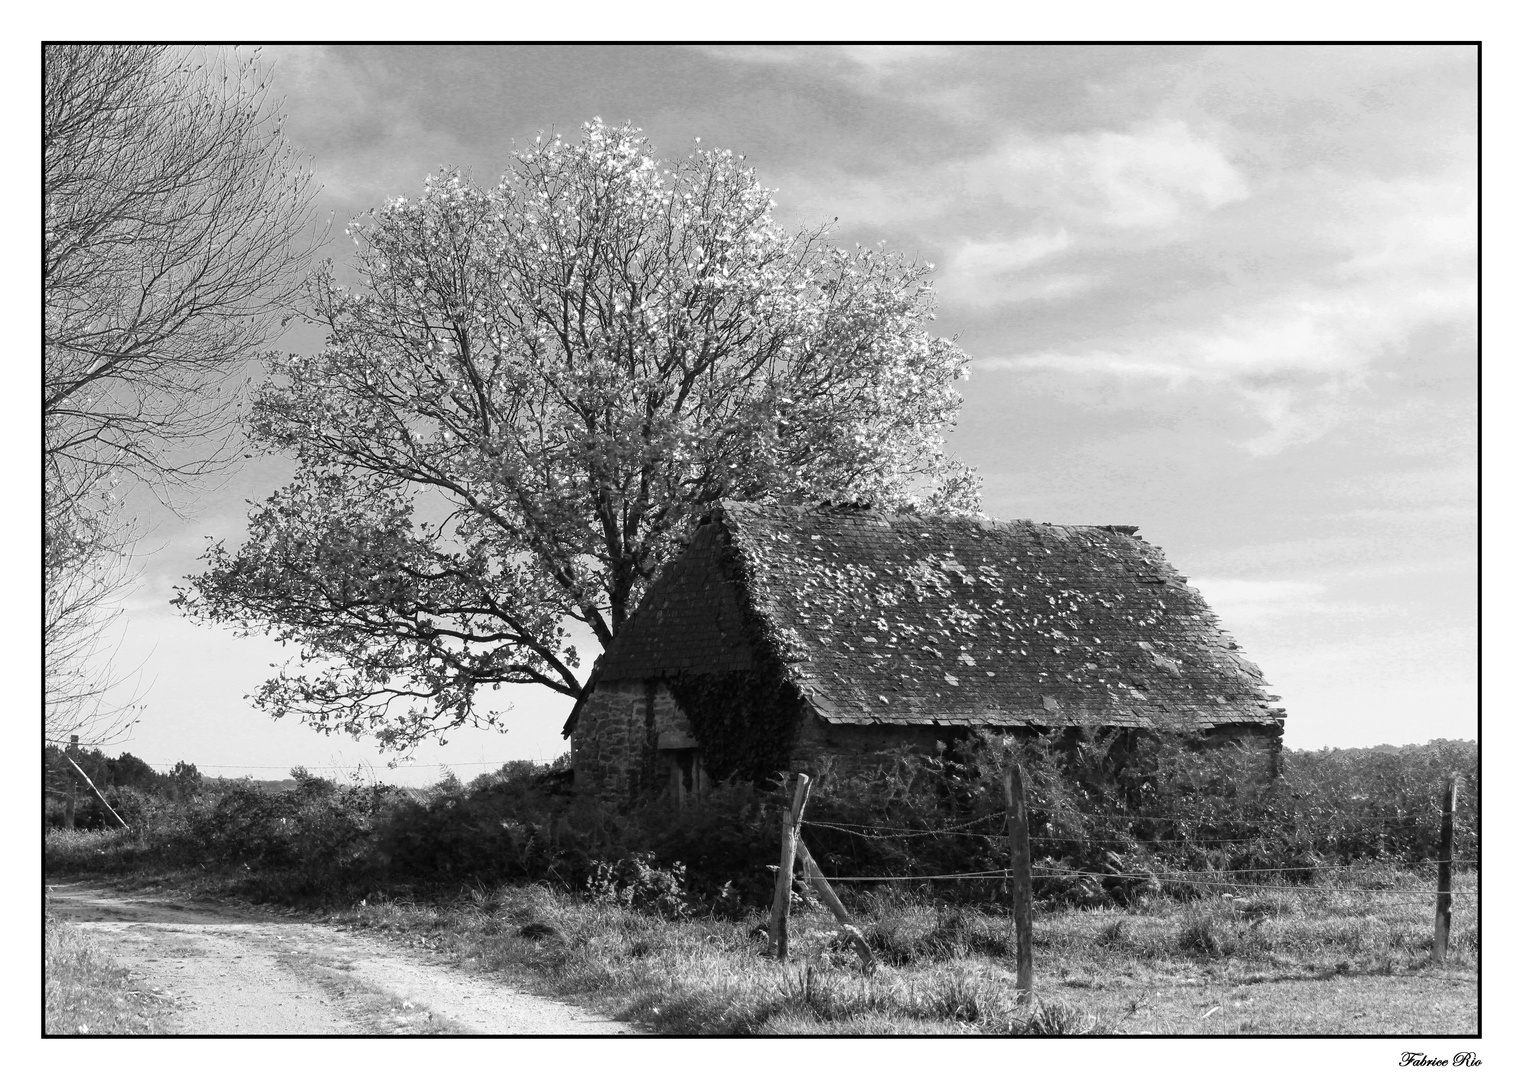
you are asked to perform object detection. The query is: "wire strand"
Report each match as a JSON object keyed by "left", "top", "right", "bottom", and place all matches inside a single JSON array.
[
  {"left": 807, "top": 865, "right": 1478, "bottom": 896},
  {"left": 804, "top": 812, "right": 1006, "bottom": 838}
]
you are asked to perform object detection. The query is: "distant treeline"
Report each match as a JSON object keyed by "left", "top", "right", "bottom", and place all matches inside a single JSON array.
[{"left": 42, "top": 747, "right": 298, "bottom": 830}]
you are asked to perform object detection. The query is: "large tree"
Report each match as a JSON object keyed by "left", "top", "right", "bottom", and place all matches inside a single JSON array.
[
  {"left": 179, "top": 120, "right": 978, "bottom": 751},
  {"left": 44, "top": 45, "right": 320, "bottom": 743}
]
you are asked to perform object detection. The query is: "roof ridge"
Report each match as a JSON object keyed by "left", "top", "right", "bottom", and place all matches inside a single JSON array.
[{"left": 718, "top": 498, "right": 1143, "bottom": 536}]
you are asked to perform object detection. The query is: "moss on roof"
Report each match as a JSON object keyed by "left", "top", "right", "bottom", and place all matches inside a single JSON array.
[{"left": 574, "top": 500, "right": 1284, "bottom": 734}]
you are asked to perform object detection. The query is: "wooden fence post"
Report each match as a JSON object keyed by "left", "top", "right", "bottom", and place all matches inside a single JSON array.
[
  {"left": 1003, "top": 763, "right": 1034, "bottom": 998},
  {"left": 797, "top": 839, "right": 876, "bottom": 973},
  {"left": 769, "top": 773, "right": 812, "bottom": 961},
  {"left": 1433, "top": 774, "right": 1457, "bottom": 966}
]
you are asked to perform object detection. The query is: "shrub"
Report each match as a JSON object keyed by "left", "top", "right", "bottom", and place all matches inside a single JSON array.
[
  {"left": 787, "top": 732, "right": 1476, "bottom": 908},
  {"left": 44, "top": 735, "right": 1475, "bottom": 922},
  {"left": 586, "top": 851, "right": 693, "bottom": 918},
  {"left": 626, "top": 782, "right": 776, "bottom": 903}
]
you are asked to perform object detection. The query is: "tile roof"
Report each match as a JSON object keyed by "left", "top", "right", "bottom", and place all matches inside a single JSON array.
[
  {"left": 580, "top": 501, "right": 1284, "bottom": 734},
  {"left": 595, "top": 524, "right": 756, "bottom": 682}
]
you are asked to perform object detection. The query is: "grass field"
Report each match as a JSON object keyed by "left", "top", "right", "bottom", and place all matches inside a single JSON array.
[
  {"left": 234, "top": 862, "right": 1476, "bottom": 1035},
  {"left": 43, "top": 864, "right": 1477, "bottom": 1035}
]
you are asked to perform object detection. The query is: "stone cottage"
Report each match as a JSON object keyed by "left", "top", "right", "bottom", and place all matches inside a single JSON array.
[{"left": 563, "top": 500, "right": 1285, "bottom": 805}]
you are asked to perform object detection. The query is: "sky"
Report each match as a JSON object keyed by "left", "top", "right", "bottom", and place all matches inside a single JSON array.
[{"left": 72, "top": 44, "right": 1476, "bottom": 783}]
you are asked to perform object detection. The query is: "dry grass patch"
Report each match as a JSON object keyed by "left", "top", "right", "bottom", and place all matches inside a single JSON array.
[
  {"left": 307, "top": 869, "right": 1480, "bottom": 1035},
  {"left": 48, "top": 861, "right": 1475, "bottom": 1036},
  {"left": 45, "top": 916, "right": 175, "bottom": 1035},
  {"left": 332, "top": 889, "right": 1108, "bottom": 1034}
]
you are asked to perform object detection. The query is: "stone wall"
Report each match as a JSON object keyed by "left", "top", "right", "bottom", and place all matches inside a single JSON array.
[
  {"left": 569, "top": 678, "right": 641, "bottom": 801},
  {"left": 570, "top": 678, "right": 699, "bottom": 802},
  {"left": 575, "top": 683, "right": 962, "bottom": 800},
  {"left": 574, "top": 680, "right": 1284, "bottom": 800},
  {"left": 789, "top": 714, "right": 950, "bottom": 775}
]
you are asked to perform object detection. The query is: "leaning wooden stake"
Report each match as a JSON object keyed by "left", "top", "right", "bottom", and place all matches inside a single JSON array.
[
  {"left": 1003, "top": 763, "right": 1034, "bottom": 998},
  {"left": 797, "top": 839, "right": 876, "bottom": 973},
  {"left": 769, "top": 773, "right": 812, "bottom": 961},
  {"left": 63, "top": 748, "right": 128, "bottom": 829},
  {"left": 1432, "top": 775, "right": 1457, "bottom": 966}
]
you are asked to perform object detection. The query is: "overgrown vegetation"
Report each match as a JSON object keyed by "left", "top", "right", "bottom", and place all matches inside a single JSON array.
[
  {"left": 668, "top": 664, "right": 806, "bottom": 788},
  {"left": 44, "top": 745, "right": 203, "bottom": 830},
  {"left": 796, "top": 733, "right": 1478, "bottom": 909},
  {"left": 44, "top": 736, "right": 1477, "bottom": 913},
  {"left": 44, "top": 736, "right": 1477, "bottom": 1035}
]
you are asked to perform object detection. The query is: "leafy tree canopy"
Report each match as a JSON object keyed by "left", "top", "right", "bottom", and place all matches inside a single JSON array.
[{"left": 179, "top": 120, "right": 979, "bottom": 751}]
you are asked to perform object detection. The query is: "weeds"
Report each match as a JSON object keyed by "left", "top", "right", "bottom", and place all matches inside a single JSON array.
[
  {"left": 1096, "top": 919, "right": 1128, "bottom": 945},
  {"left": 1014, "top": 998, "right": 1100, "bottom": 1035}
]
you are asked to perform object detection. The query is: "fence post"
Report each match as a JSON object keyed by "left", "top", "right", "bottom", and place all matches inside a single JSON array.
[
  {"left": 1002, "top": 763, "right": 1034, "bottom": 999},
  {"left": 769, "top": 773, "right": 812, "bottom": 961},
  {"left": 62, "top": 751, "right": 128, "bottom": 829},
  {"left": 64, "top": 734, "right": 79, "bottom": 831},
  {"left": 796, "top": 839, "right": 876, "bottom": 973},
  {"left": 1432, "top": 774, "right": 1457, "bottom": 966}
]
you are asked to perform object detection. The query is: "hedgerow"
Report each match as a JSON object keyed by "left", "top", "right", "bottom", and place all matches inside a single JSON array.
[
  {"left": 44, "top": 737, "right": 1476, "bottom": 914},
  {"left": 792, "top": 733, "right": 1476, "bottom": 907}
]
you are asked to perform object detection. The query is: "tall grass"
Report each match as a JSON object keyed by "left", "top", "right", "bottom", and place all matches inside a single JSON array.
[
  {"left": 333, "top": 881, "right": 1110, "bottom": 1034},
  {"left": 310, "top": 860, "right": 1475, "bottom": 1035}
]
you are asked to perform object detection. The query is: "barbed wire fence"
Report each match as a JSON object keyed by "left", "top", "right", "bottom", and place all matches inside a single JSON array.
[{"left": 767, "top": 769, "right": 1477, "bottom": 987}]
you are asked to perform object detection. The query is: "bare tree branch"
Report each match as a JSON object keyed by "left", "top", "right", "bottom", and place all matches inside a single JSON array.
[{"left": 44, "top": 45, "right": 322, "bottom": 743}]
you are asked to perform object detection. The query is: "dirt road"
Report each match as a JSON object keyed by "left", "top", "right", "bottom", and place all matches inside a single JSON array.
[{"left": 46, "top": 881, "right": 640, "bottom": 1035}]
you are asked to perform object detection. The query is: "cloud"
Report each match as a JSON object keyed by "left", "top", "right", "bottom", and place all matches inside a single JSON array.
[
  {"left": 1326, "top": 176, "right": 1476, "bottom": 283},
  {"left": 1195, "top": 577, "right": 1333, "bottom": 634},
  {"left": 257, "top": 44, "right": 330, "bottom": 85},
  {"left": 956, "top": 231, "right": 1074, "bottom": 270},
  {"left": 259, "top": 46, "right": 472, "bottom": 209},
  {"left": 689, "top": 44, "right": 955, "bottom": 73},
  {"left": 1272, "top": 635, "right": 1476, "bottom": 749},
  {"left": 832, "top": 45, "right": 958, "bottom": 71},
  {"left": 935, "top": 232, "right": 1094, "bottom": 306},
  {"left": 972, "top": 231, "right": 1473, "bottom": 453},
  {"left": 773, "top": 119, "right": 1249, "bottom": 313},
  {"left": 1193, "top": 578, "right": 1326, "bottom": 607},
  {"left": 778, "top": 119, "right": 1246, "bottom": 238},
  {"left": 1191, "top": 577, "right": 1398, "bottom": 630},
  {"left": 966, "top": 120, "right": 1250, "bottom": 231}
]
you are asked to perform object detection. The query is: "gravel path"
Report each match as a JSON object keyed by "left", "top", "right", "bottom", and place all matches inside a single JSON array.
[{"left": 47, "top": 882, "right": 640, "bottom": 1035}]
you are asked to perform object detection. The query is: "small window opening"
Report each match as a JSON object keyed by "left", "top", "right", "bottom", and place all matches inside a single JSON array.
[{"left": 663, "top": 749, "right": 707, "bottom": 807}]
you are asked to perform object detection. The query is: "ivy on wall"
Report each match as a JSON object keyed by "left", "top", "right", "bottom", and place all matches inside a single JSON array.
[
  {"left": 665, "top": 523, "right": 809, "bottom": 786},
  {"left": 668, "top": 656, "right": 804, "bottom": 787}
]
